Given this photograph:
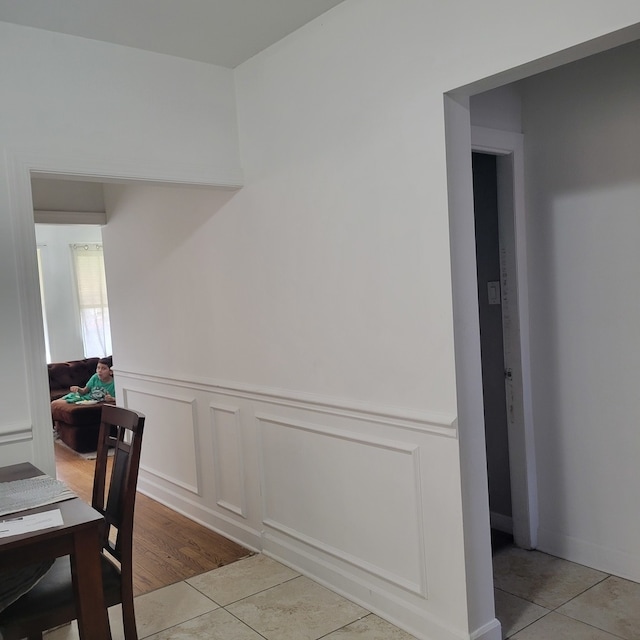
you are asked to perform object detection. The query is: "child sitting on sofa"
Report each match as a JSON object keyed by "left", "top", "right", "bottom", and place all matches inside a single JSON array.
[{"left": 65, "top": 357, "right": 115, "bottom": 403}]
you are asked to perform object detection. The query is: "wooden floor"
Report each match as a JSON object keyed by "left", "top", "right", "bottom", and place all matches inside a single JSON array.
[{"left": 55, "top": 441, "right": 252, "bottom": 596}]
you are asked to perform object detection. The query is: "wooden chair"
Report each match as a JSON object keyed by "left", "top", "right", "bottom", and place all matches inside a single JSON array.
[{"left": 0, "top": 405, "right": 145, "bottom": 640}]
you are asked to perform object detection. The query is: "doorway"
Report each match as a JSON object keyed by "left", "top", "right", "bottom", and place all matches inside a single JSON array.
[
  {"left": 472, "top": 152, "right": 513, "bottom": 541},
  {"left": 32, "top": 176, "right": 111, "bottom": 364},
  {"left": 470, "top": 127, "right": 537, "bottom": 551}
]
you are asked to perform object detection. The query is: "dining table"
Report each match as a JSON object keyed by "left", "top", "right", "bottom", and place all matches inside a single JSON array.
[{"left": 0, "top": 461, "right": 112, "bottom": 639}]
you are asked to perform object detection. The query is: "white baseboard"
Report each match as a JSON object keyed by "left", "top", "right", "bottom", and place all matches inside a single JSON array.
[
  {"left": 490, "top": 511, "right": 513, "bottom": 534},
  {"left": 470, "top": 618, "right": 502, "bottom": 640},
  {"left": 537, "top": 527, "right": 640, "bottom": 583}
]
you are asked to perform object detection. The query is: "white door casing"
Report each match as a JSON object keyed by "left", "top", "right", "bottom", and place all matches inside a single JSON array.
[{"left": 471, "top": 126, "right": 538, "bottom": 549}]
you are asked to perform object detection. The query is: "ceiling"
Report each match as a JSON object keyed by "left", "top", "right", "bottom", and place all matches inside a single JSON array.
[{"left": 0, "top": 0, "right": 347, "bottom": 68}]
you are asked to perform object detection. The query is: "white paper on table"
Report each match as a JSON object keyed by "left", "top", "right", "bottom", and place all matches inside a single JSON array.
[{"left": 0, "top": 509, "right": 63, "bottom": 538}]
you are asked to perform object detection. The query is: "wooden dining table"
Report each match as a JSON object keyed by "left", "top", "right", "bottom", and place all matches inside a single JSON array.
[{"left": 0, "top": 462, "right": 111, "bottom": 639}]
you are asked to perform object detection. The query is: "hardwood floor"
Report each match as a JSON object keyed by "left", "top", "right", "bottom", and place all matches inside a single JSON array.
[{"left": 55, "top": 441, "right": 253, "bottom": 596}]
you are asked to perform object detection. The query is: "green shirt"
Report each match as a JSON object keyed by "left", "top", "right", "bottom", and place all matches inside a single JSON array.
[{"left": 83, "top": 373, "right": 115, "bottom": 401}]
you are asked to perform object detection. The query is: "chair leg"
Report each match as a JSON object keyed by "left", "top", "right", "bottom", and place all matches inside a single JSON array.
[{"left": 121, "top": 600, "right": 138, "bottom": 640}]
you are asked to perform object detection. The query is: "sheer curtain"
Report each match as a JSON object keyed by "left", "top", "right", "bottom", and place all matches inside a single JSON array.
[{"left": 71, "top": 243, "right": 112, "bottom": 357}]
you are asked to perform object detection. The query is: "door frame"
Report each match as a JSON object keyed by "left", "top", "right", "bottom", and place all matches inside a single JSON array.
[
  {"left": 6, "top": 149, "right": 242, "bottom": 477},
  {"left": 471, "top": 126, "right": 537, "bottom": 549}
]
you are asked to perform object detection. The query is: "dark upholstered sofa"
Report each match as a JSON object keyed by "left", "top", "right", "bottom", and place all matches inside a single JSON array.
[
  {"left": 48, "top": 356, "right": 113, "bottom": 452},
  {"left": 48, "top": 356, "right": 112, "bottom": 401}
]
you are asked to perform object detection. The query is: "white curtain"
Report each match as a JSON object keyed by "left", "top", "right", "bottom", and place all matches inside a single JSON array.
[{"left": 71, "top": 243, "right": 112, "bottom": 357}]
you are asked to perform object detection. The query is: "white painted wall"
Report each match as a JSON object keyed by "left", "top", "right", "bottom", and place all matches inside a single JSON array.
[
  {"left": 471, "top": 85, "right": 522, "bottom": 133},
  {"left": 520, "top": 39, "right": 640, "bottom": 581},
  {"left": 0, "top": 22, "right": 240, "bottom": 175},
  {"left": 35, "top": 224, "right": 104, "bottom": 362},
  {"left": 31, "top": 179, "right": 105, "bottom": 213},
  {"left": 102, "top": 181, "right": 465, "bottom": 638},
  {"left": 4, "top": 4, "right": 640, "bottom": 640},
  {"left": 0, "top": 20, "right": 240, "bottom": 473}
]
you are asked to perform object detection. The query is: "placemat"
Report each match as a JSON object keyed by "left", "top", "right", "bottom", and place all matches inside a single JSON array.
[{"left": 0, "top": 474, "right": 76, "bottom": 517}]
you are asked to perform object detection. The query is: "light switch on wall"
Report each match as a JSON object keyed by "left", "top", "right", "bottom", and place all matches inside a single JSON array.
[{"left": 487, "top": 281, "right": 501, "bottom": 305}]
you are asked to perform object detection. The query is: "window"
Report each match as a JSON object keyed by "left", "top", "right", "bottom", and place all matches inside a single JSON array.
[{"left": 71, "top": 243, "right": 112, "bottom": 357}]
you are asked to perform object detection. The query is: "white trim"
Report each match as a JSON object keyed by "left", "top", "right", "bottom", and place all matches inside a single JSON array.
[
  {"left": 537, "top": 527, "right": 640, "bottom": 584},
  {"left": 34, "top": 210, "right": 107, "bottom": 225},
  {"left": 115, "top": 368, "right": 458, "bottom": 437},
  {"left": 489, "top": 512, "right": 513, "bottom": 535},
  {"left": 5, "top": 151, "right": 55, "bottom": 475},
  {"left": 444, "top": 94, "right": 499, "bottom": 640},
  {"left": 15, "top": 150, "right": 244, "bottom": 189},
  {"left": 471, "top": 126, "right": 538, "bottom": 550},
  {"left": 0, "top": 421, "right": 33, "bottom": 445},
  {"left": 4, "top": 148, "right": 243, "bottom": 475},
  {"left": 257, "top": 412, "right": 428, "bottom": 597},
  {"left": 470, "top": 619, "right": 502, "bottom": 640},
  {"left": 209, "top": 402, "right": 248, "bottom": 518}
]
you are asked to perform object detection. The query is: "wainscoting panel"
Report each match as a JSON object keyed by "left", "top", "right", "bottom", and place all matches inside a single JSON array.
[
  {"left": 116, "top": 369, "right": 468, "bottom": 640},
  {"left": 258, "top": 413, "right": 426, "bottom": 595},
  {"left": 123, "top": 388, "right": 200, "bottom": 495},
  {"left": 210, "top": 402, "right": 247, "bottom": 517}
]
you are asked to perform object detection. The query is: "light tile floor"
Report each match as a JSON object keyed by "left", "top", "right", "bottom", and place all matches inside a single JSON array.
[
  {"left": 493, "top": 541, "right": 640, "bottom": 639},
  {"left": 43, "top": 554, "right": 417, "bottom": 640},
  {"left": 43, "top": 545, "right": 640, "bottom": 639}
]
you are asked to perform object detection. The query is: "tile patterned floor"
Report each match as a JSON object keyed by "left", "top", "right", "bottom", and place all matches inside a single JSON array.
[
  {"left": 43, "top": 554, "right": 417, "bottom": 640},
  {"left": 43, "top": 546, "right": 640, "bottom": 639},
  {"left": 493, "top": 543, "right": 640, "bottom": 639}
]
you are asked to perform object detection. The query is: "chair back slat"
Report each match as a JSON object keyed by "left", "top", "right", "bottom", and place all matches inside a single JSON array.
[{"left": 92, "top": 405, "right": 145, "bottom": 566}]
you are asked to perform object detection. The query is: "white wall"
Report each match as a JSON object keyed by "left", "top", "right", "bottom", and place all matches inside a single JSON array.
[
  {"left": 102, "top": 181, "right": 467, "bottom": 640},
  {"left": 100, "top": 4, "right": 640, "bottom": 640},
  {"left": 35, "top": 224, "right": 104, "bottom": 362},
  {"left": 521, "top": 39, "right": 640, "bottom": 581},
  {"left": 471, "top": 85, "right": 522, "bottom": 133},
  {"left": 0, "top": 20, "right": 241, "bottom": 473},
  {"left": 0, "top": 22, "right": 240, "bottom": 174},
  {"left": 4, "top": 4, "right": 640, "bottom": 640},
  {"left": 32, "top": 179, "right": 106, "bottom": 214}
]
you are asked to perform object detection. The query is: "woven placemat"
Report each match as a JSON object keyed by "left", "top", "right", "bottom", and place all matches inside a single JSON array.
[{"left": 0, "top": 475, "right": 76, "bottom": 517}]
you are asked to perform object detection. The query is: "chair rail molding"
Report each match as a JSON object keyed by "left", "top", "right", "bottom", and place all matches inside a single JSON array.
[
  {"left": 0, "top": 421, "right": 33, "bottom": 444},
  {"left": 114, "top": 368, "right": 458, "bottom": 438}
]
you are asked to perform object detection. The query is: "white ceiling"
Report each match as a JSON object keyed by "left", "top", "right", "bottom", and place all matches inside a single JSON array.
[{"left": 0, "top": 0, "right": 346, "bottom": 68}]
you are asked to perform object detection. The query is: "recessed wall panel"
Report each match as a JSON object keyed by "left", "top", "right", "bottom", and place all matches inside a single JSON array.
[
  {"left": 210, "top": 403, "right": 246, "bottom": 517},
  {"left": 124, "top": 389, "right": 199, "bottom": 494},
  {"left": 258, "top": 414, "right": 426, "bottom": 595}
]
